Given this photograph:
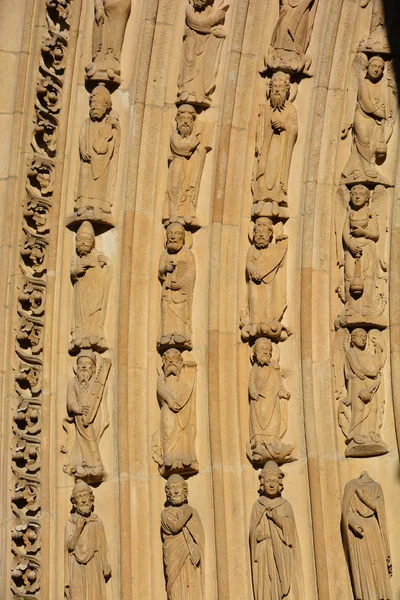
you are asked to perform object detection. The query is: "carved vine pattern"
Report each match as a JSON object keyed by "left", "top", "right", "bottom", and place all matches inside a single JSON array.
[{"left": 11, "top": 2, "right": 73, "bottom": 598}]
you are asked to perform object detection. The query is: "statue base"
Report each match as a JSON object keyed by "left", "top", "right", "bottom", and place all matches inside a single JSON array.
[
  {"left": 335, "top": 311, "right": 388, "bottom": 330},
  {"left": 157, "top": 334, "right": 193, "bottom": 353},
  {"left": 345, "top": 438, "right": 389, "bottom": 458},
  {"left": 241, "top": 320, "right": 291, "bottom": 344},
  {"left": 162, "top": 215, "right": 201, "bottom": 232},
  {"left": 158, "top": 460, "right": 199, "bottom": 479},
  {"left": 252, "top": 200, "right": 290, "bottom": 222},
  {"left": 247, "top": 439, "right": 296, "bottom": 467},
  {"left": 66, "top": 208, "right": 116, "bottom": 233}
]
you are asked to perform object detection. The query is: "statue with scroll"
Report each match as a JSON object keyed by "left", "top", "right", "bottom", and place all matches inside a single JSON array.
[
  {"left": 163, "top": 105, "right": 210, "bottom": 228},
  {"left": 152, "top": 348, "right": 198, "bottom": 476},
  {"left": 177, "top": 0, "right": 230, "bottom": 107},
  {"left": 247, "top": 338, "right": 294, "bottom": 465},
  {"left": 342, "top": 55, "right": 397, "bottom": 183},
  {"left": 265, "top": 0, "right": 319, "bottom": 75},
  {"left": 85, "top": 0, "right": 131, "bottom": 85},
  {"left": 70, "top": 221, "right": 112, "bottom": 354},
  {"left": 359, "top": 0, "right": 389, "bottom": 54},
  {"left": 74, "top": 85, "right": 120, "bottom": 224},
  {"left": 62, "top": 350, "right": 111, "bottom": 483},
  {"left": 158, "top": 223, "right": 196, "bottom": 350},
  {"left": 335, "top": 184, "right": 387, "bottom": 326},
  {"left": 341, "top": 472, "right": 392, "bottom": 599},
  {"left": 64, "top": 481, "right": 112, "bottom": 600},
  {"left": 252, "top": 72, "right": 298, "bottom": 208},
  {"left": 161, "top": 474, "right": 205, "bottom": 600},
  {"left": 241, "top": 217, "right": 288, "bottom": 342},
  {"left": 249, "top": 461, "right": 304, "bottom": 600},
  {"left": 333, "top": 327, "right": 387, "bottom": 457}
]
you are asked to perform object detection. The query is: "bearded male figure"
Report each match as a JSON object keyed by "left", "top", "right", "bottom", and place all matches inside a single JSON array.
[
  {"left": 158, "top": 223, "right": 196, "bottom": 350},
  {"left": 64, "top": 481, "right": 111, "bottom": 600},
  {"left": 153, "top": 348, "right": 198, "bottom": 475},
  {"left": 86, "top": 0, "right": 131, "bottom": 84},
  {"left": 63, "top": 351, "right": 111, "bottom": 483},
  {"left": 248, "top": 338, "right": 293, "bottom": 465},
  {"left": 252, "top": 72, "right": 298, "bottom": 207},
  {"left": 75, "top": 84, "right": 120, "bottom": 221},
  {"left": 249, "top": 462, "right": 304, "bottom": 600},
  {"left": 70, "top": 221, "right": 111, "bottom": 354},
  {"left": 164, "top": 104, "right": 209, "bottom": 226},
  {"left": 177, "top": 0, "right": 229, "bottom": 107},
  {"left": 161, "top": 475, "right": 205, "bottom": 600},
  {"left": 244, "top": 217, "right": 288, "bottom": 340}
]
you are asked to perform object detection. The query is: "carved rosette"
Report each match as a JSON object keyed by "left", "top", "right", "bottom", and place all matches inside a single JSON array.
[{"left": 10, "top": 2, "right": 73, "bottom": 597}]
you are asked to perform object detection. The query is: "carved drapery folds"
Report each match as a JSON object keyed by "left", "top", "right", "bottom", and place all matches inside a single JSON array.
[
  {"left": 161, "top": 475, "right": 205, "bottom": 600},
  {"left": 341, "top": 473, "right": 392, "bottom": 598},
  {"left": 249, "top": 462, "right": 304, "bottom": 600},
  {"left": 64, "top": 482, "right": 112, "bottom": 600},
  {"left": 11, "top": 2, "right": 73, "bottom": 597},
  {"left": 177, "top": 0, "right": 229, "bottom": 108}
]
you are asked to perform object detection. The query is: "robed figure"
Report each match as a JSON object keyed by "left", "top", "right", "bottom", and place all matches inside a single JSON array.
[
  {"left": 64, "top": 482, "right": 111, "bottom": 600},
  {"left": 161, "top": 475, "right": 205, "bottom": 600},
  {"left": 341, "top": 472, "right": 392, "bottom": 599},
  {"left": 250, "top": 462, "right": 304, "bottom": 600}
]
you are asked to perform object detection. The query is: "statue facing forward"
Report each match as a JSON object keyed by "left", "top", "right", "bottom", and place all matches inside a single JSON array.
[
  {"left": 249, "top": 461, "right": 304, "bottom": 600},
  {"left": 158, "top": 223, "right": 196, "bottom": 350},
  {"left": 177, "top": 0, "right": 229, "bottom": 107},
  {"left": 248, "top": 338, "right": 294, "bottom": 465},
  {"left": 64, "top": 481, "right": 111, "bottom": 600},
  {"left": 86, "top": 0, "right": 131, "bottom": 85},
  {"left": 161, "top": 475, "right": 205, "bottom": 600},
  {"left": 152, "top": 348, "right": 198, "bottom": 476}
]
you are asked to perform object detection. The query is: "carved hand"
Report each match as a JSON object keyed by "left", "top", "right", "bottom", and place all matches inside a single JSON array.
[
  {"left": 190, "top": 544, "right": 201, "bottom": 567},
  {"left": 358, "top": 389, "right": 372, "bottom": 403},
  {"left": 251, "top": 270, "right": 264, "bottom": 282},
  {"left": 81, "top": 406, "right": 89, "bottom": 416},
  {"left": 213, "top": 5, "right": 229, "bottom": 25},
  {"left": 75, "top": 515, "right": 86, "bottom": 530},
  {"left": 95, "top": 6, "right": 105, "bottom": 25},
  {"left": 270, "top": 117, "right": 285, "bottom": 132},
  {"left": 64, "top": 585, "right": 71, "bottom": 600},
  {"left": 103, "top": 563, "right": 112, "bottom": 580},
  {"left": 349, "top": 516, "right": 364, "bottom": 538},
  {"left": 169, "top": 280, "right": 182, "bottom": 291},
  {"left": 164, "top": 259, "right": 176, "bottom": 273},
  {"left": 279, "top": 389, "right": 290, "bottom": 400},
  {"left": 81, "top": 152, "right": 91, "bottom": 163},
  {"left": 351, "top": 228, "right": 367, "bottom": 238},
  {"left": 374, "top": 106, "right": 386, "bottom": 119},
  {"left": 98, "top": 254, "right": 107, "bottom": 267}
]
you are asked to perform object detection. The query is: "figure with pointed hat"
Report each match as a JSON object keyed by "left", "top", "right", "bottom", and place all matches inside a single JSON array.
[
  {"left": 70, "top": 221, "right": 112, "bottom": 354},
  {"left": 65, "top": 481, "right": 111, "bottom": 600},
  {"left": 249, "top": 461, "right": 304, "bottom": 599}
]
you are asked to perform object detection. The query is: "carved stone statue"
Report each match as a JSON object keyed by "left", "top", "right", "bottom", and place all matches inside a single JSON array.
[
  {"left": 163, "top": 105, "right": 210, "bottom": 228},
  {"left": 161, "top": 475, "right": 205, "bottom": 600},
  {"left": 252, "top": 72, "right": 298, "bottom": 209},
  {"left": 241, "top": 217, "right": 288, "bottom": 342},
  {"left": 158, "top": 223, "right": 196, "bottom": 350},
  {"left": 249, "top": 461, "right": 304, "bottom": 600},
  {"left": 247, "top": 338, "right": 294, "bottom": 465},
  {"left": 265, "top": 0, "right": 319, "bottom": 75},
  {"left": 359, "top": 0, "right": 389, "bottom": 54},
  {"left": 342, "top": 55, "right": 396, "bottom": 183},
  {"left": 152, "top": 348, "right": 198, "bottom": 476},
  {"left": 74, "top": 84, "right": 120, "bottom": 224},
  {"left": 177, "top": 0, "right": 230, "bottom": 107},
  {"left": 342, "top": 472, "right": 392, "bottom": 598},
  {"left": 333, "top": 327, "right": 388, "bottom": 457},
  {"left": 70, "top": 221, "right": 112, "bottom": 354},
  {"left": 62, "top": 350, "right": 111, "bottom": 483},
  {"left": 85, "top": 0, "right": 131, "bottom": 85},
  {"left": 64, "top": 481, "right": 112, "bottom": 600}
]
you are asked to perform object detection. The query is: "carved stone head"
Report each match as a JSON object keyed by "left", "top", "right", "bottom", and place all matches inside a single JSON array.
[
  {"left": 76, "top": 350, "right": 96, "bottom": 383},
  {"left": 253, "top": 217, "right": 273, "bottom": 249},
  {"left": 350, "top": 328, "right": 368, "bottom": 350},
  {"left": 253, "top": 338, "right": 273, "bottom": 366},
  {"left": 89, "top": 83, "right": 112, "bottom": 121},
  {"left": 367, "top": 55, "right": 385, "bottom": 82},
  {"left": 176, "top": 104, "right": 196, "bottom": 138},
  {"left": 166, "top": 223, "right": 185, "bottom": 254},
  {"left": 71, "top": 481, "right": 94, "bottom": 516},
  {"left": 192, "top": 0, "right": 213, "bottom": 11},
  {"left": 259, "top": 461, "right": 284, "bottom": 498},
  {"left": 349, "top": 184, "right": 370, "bottom": 209},
  {"left": 162, "top": 348, "right": 184, "bottom": 377},
  {"left": 76, "top": 221, "right": 95, "bottom": 256},
  {"left": 269, "top": 71, "right": 290, "bottom": 109},
  {"left": 165, "top": 474, "right": 188, "bottom": 506}
]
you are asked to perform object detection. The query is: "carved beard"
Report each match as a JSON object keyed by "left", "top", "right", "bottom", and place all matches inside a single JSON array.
[
  {"left": 270, "top": 91, "right": 286, "bottom": 111},
  {"left": 256, "top": 355, "right": 270, "bottom": 366},
  {"left": 253, "top": 234, "right": 271, "bottom": 249},
  {"left": 77, "top": 369, "right": 92, "bottom": 388},
  {"left": 76, "top": 244, "right": 92, "bottom": 257},
  {"left": 89, "top": 107, "right": 106, "bottom": 121},
  {"left": 165, "top": 363, "right": 181, "bottom": 377},
  {"left": 178, "top": 123, "right": 193, "bottom": 138},
  {"left": 167, "top": 241, "right": 183, "bottom": 253},
  {"left": 168, "top": 495, "right": 186, "bottom": 507},
  {"left": 75, "top": 504, "right": 93, "bottom": 517}
]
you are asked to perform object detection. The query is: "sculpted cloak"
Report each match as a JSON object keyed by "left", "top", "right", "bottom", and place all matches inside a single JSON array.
[
  {"left": 64, "top": 514, "right": 110, "bottom": 600},
  {"left": 161, "top": 506, "right": 205, "bottom": 600},
  {"left": 250, "top": 496, "right": 304, "bottom": 600},
  {"left": 249, "top": 361, "right": 287, "bottom": 448},
  {"left": 341, "top": 476, "right": 392, "bottom": 599}
]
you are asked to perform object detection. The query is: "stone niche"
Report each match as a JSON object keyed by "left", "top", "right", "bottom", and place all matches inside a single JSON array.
[{"left": 0, "top": 1, "right": 400, "bottom": 599}]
